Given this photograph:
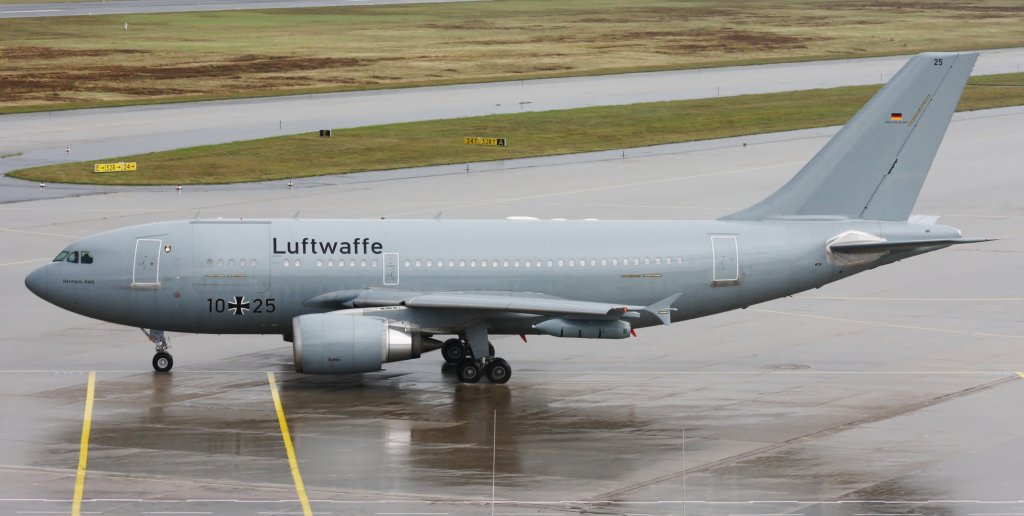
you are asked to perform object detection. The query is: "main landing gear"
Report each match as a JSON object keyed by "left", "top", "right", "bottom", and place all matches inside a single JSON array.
[
  {"left": 143, "top": 329, "right": 173, "bottom": 373},
  {"left": 442, "top": 337, "right": 511, "bottom": 384}
]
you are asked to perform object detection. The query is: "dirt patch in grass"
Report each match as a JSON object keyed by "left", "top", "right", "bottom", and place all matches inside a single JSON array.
[{"left": 2, "top": 0, "right": 1024, "bottom": 112}]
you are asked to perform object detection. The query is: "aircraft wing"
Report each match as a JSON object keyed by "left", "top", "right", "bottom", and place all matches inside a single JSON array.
[
  {"left": 829, "top": 237, "right": 993, "bottom": 253},
  {"left": 305, "top": 289, "right": 681, "bottom": 323}
]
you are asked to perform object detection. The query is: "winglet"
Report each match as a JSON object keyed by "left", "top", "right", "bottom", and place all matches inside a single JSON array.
[{"left": 644, "top": 293, "right": 681, "bottom": 325}]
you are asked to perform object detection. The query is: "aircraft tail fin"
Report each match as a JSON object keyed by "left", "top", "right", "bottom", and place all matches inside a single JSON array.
[{"left": 724, "top": 52, "right": 977, "bottom": 222}]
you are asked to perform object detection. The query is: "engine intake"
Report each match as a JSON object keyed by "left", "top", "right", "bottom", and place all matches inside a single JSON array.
[{"left": 292, "top": 312, "right": 424, "bottom": 374}]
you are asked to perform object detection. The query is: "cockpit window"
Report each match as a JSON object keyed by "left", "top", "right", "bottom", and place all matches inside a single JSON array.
[
  {"left": 67, "top": 251, "right": 79, "bottom": 264},
  {"left": 81, "top": 251, "right": 93, "bottom": 264},
  {"left": 53, "top": 251, "right": 69, "bottom": 262}
]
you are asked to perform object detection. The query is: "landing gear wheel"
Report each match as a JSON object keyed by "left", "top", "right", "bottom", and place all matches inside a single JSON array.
[
  {"left": 442, "top": 339, "right": 468, "bottom": 363},
  {"left": 153, "top": 352, "right": 173, "bottom": 373},
  {"left": 485, "top": 358, "right": 511, "bottom": 384},
  {"left": 456, "top": 359, "right": 482, "bottom": 383},
  {"left": 488, "top": 343, "right": 496, "bottom": 357}
]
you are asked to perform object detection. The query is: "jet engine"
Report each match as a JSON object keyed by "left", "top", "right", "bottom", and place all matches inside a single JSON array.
[{"left": 292, "top": 312, "right": 433, "bottom": 374}]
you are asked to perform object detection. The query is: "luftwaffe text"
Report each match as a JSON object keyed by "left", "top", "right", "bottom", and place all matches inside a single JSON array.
[{"left": 272, "top": 237, "right": 383, "bottom": 255}]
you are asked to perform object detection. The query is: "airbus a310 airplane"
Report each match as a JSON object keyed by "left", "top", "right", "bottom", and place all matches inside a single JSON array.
[{"left": 26, "top": 52, "right": 989, "bottom": 384}]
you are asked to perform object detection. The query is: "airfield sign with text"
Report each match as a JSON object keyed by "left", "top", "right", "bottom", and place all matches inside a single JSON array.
[
  {"left": 464, "top": 137, "right": 507, "bottom": 147},
  {"left": 94, "top": 162, "right": 137, "bottom": 173}
]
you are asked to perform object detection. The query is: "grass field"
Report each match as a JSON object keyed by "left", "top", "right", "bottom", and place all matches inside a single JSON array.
[
  {"left": 3, "top": 0, "right": 1024, "bottom": 113},
  {"left": 11, "top": 72, "right": 1024, "bottom": 186}
]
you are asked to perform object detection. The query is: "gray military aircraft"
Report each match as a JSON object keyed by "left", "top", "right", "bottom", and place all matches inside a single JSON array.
[{"left": 25, "top": 52, "right": 988, "bottom": 384}]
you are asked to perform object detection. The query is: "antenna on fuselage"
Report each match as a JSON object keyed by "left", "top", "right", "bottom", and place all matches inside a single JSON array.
[
  {"left": 192, "top": 211, "right": 201, "bottom": 219},
  {"left": 434, "top": 211, "right": 443, "bottom": 221},
  {"left": 293, "top": 211, "right": 301, "bottom": 220}
]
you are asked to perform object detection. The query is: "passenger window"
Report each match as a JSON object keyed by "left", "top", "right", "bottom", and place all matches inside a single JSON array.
[
  {"left": 67, "top": 251, "right": 79, "bottom": 263},
  {"left": 80, "top": 251, "right": 94, "bottom": 264},
  {"left": 53, "top": 251, "right": 69, "bottom": 262}
]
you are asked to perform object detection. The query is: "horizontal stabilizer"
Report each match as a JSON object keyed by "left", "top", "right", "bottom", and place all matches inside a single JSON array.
[{"left": 829, "top": 237, "right": 993, "bottom": 253}]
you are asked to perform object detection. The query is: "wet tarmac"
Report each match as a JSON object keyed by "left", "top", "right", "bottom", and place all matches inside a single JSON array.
[{"left": 1, "top": 107, "right": 1022, "bottom": 515}]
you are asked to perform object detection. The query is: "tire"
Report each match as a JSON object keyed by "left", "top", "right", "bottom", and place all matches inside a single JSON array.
[
  {"left": 485, "top": 358, "right": 511, "bottom": 384},
  {"left": 456, "top": 359, "right": 482, "bottom": 383},
  {"left": 442, "top": 339, "right": 466, "bottom": 363},
  {"left": 153, "top": 352, "right": 173, "bottom": 373},
  {"left": 488, "top": 343, "right": 496, "bottom": 357}
]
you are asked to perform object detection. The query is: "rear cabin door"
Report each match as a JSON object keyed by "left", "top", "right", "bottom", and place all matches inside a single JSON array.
[{"left": 711, "top": 235, "right": 739, "bottom": 284}]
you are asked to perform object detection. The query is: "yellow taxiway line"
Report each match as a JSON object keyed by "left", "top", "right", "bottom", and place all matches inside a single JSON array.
[
  {"left": 72, "top": 371, "right": 95, "bottom": 516},
  {"left": 1018, "top": 372, "right": 1024, "bottom": 379},
  {"left": 267, "top": 372, "right": 312, "bottom": 516}
]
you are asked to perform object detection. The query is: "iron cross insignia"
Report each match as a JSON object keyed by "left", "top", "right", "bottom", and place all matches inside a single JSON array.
[{"left": 227, "top": 296, "right": 250, "bottom": 315}]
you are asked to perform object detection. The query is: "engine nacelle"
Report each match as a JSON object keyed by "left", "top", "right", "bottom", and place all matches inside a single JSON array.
[
  {"left": 533, "top": 318, "right": 631, "bottom": 339},
  {"left": 292, "top": 312, "right": 422, "bottom": 374}
]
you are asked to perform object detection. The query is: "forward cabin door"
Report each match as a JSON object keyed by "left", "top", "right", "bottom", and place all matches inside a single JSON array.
[{"left": 132, "top": 238, "right": 162, "bottom": 287}]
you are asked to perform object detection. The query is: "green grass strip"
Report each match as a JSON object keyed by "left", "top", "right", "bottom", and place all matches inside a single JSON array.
[{"left": 10, "top": 72, "right": 1024, "bottom": 186}]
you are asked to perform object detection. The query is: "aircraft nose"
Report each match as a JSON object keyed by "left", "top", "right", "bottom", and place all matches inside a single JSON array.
[{"left": 25, "top": 265, "right": 47, "bottom": 299}]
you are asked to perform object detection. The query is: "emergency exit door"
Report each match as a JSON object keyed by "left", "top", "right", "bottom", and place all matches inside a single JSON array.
[{"left": 383, "top": 253, "right": 400, "bottom": 285}]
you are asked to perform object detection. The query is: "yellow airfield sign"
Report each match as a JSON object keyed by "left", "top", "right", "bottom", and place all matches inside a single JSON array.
[
  {"left": 464, "top": 137, "right": 507, "bottom": 147},
  {"left": 94, "top": 162, "right": 137, "bottom": 173}
]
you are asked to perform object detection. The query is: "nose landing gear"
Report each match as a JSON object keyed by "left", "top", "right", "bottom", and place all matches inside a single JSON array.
[{"left": 142, "top": 329, "right": 173, "bottom": 373}]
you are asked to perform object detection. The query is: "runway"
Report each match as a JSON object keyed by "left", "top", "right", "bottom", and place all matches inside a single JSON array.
[
  {"left": 3, "top": 48, "right": 1024, "bottom": 204},
  {"left": 0, "top": 0, "right": 478, "bottom": 19},
  {"left": 0, "top": 105, "right": 1021, "bottom": 515}
]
